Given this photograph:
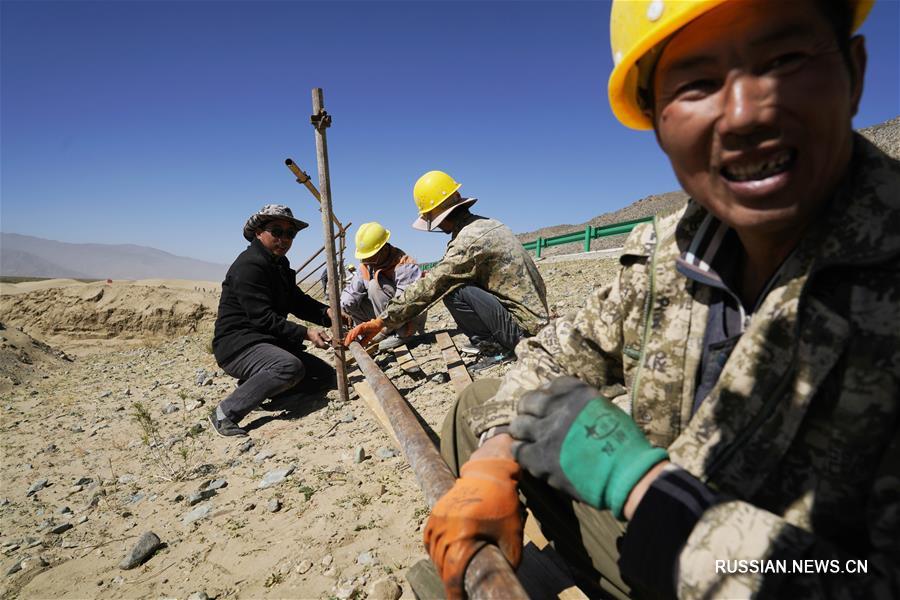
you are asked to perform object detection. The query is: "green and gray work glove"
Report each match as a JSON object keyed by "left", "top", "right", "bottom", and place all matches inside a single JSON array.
[{"left": 510, "top": 376, "right": 668, "bottom": 519}]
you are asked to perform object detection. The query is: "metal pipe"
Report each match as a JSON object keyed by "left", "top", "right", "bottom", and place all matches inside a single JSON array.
[
  {"left": 296, "top": 246, "right": 326, "bottom": 278},
  {"left": 284, "top": 157, "right": 344, "bottom": 230},
  {"left": 297, "top": 260, "right": 327, "bottom": 286},
  {"left": 347, "top": 342, "right": 529, "bottom": 600},
  {"left": 294, "top": 221, "right": 351, "bottom": 283}
]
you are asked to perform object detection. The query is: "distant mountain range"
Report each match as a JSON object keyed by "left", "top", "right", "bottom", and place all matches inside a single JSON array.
[{"left": 0, "top": 233, "right": 227, "bottom": 281}]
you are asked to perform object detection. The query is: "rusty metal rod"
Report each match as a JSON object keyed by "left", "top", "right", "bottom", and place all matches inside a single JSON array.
[
  {"left": 347, "top": 341, "right": 529, "bottom": 600},
  {"left": 297, "top": 260, "right": 327, "bottom": 287},
  {"left": 294, "top": 221, "right": 351, "bottom": 283},
  {"left": 285, "top": 157, "right": 343, "bottom": 230},
  {"left": 297, "top": 246, "right": 326, "bottom": 278}
]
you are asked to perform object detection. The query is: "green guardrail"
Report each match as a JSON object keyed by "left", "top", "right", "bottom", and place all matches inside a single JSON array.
[
  {"left": 420, "top": 216, "right": 652, "bottom": 270},
  {"left": 523, "top": 216, "right": 653, "bottom": 258}
]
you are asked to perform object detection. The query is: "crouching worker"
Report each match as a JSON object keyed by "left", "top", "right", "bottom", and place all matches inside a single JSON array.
[
  {"left": 210, "top": 204, "right": 339, "bottom": 437},
  {"left": 344, "top": 171, "right": 549, "bottom": 367},
  {"left": 340, "top": 222, "right": 425, "bottom": 350},
  {"left": 425, "top": 1, "right": 899, "bottom": 599}
]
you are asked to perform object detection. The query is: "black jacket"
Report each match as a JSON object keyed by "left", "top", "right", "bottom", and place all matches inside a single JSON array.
[{"left": 213, "top": 238, "right": 330, "bottom": 364}]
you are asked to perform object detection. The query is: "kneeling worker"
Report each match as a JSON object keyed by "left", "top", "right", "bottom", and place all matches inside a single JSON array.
[
  {"left": 343, "top": 170, "right": 548, "bottom": 362},
  {"left": 340, "top": 221, "right": 425, "bottom": 348},
  {"left": 425, "top": 1, "right": 899, "bottom": 598},
  {"left": 210, "top": 204, "right": 338, "bottom": 437}
]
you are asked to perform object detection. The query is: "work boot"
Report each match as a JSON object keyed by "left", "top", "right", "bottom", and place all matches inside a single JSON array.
[
  {"left": 457, "top": 341, "right": 481, "bottom": 356},
  {"left": 377, "top": 334, "right": 404, "bottom": 351},
  {"left": 208, "top": 411, "right": 248, "bottom": 438},
  {"left": 469, "top": 351, "right": 515, "bottom": 373}
]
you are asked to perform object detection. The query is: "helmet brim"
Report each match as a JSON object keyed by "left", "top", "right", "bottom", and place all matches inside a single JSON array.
[{"left": 412, "top": 197, "right": 478, "bottom": 232}]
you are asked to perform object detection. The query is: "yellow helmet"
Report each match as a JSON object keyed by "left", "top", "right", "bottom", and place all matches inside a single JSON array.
[
  {"left": 354, "top": 222, "right": 391, "bottom": 260},
  {"left": 413, "top": 170, "right": 462, "bottom": 216},
  {"left": 607, "top": 0, "right": 875, "bottom": 131}
]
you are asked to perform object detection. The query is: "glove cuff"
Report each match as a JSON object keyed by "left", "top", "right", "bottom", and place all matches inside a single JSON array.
[
  {"left": 606, "top": 446, "right": 668, "bottom": 519},
  {"left": 460, "top": 457, "right": 521, "bottom": 484}
]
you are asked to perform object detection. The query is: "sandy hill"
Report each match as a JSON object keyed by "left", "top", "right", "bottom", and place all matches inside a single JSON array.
[
  {"left": 0, "top": 279, "right": 220, "bottom": 348},
  {"left": 0, "top": 233, "right": 228, "bottom": 282}
]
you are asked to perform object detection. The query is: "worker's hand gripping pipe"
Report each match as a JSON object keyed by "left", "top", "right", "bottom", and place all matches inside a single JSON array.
[{"left": 346, "top": 341, "right": 528, "bottom": 599}]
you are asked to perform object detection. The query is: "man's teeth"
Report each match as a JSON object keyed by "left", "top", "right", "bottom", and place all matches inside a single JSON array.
[{"left": 724, "top": 151, "right": 793, "bottom": 182}]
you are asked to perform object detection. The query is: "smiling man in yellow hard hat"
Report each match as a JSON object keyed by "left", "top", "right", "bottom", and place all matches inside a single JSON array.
[
  {"left": 344, "top": 171, "right": 549, "bottom": 368},
  {"left": 339, "top": 221, "right": 425, "bottom": 349},
  {"left": 424, "top": 1, "right": 899, "bottom": 598}
]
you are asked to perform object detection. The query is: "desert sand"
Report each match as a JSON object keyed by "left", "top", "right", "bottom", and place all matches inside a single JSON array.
[{"left": 0, "top": 257, "right": 618, "bottom": 600}]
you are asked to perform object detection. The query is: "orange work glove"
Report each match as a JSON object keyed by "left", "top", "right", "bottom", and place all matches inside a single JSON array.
[
  {"left": 342, "top": 317, "right": 384, "bottom": 347},
  {"left": 423, "top": 458, "right": 523, "bottom": 600}
]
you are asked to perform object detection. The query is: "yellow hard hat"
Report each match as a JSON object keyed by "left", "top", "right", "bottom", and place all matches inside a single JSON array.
[
  {"left": 413, "top": 170, "right": 462, "bottom": 216},
  {"left": 607, "top": 0, "right": 875, "bottom": 131},
  {"left": 354, "top": 222, "right": 391, "bottom": 259}
]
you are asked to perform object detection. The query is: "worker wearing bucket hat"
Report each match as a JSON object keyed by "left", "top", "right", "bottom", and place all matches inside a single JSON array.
[
  {"left": 425, "top": 1, "right": 900, "bottom": 599},
  {"left": 210, "top": 204, "right": 339, "bottom": 437},
  {"left": 340, "top": 222, "right": 426, "bottom": 349},
  {"left": 344, "top": 171, "right": 549, "bottom": 367}
]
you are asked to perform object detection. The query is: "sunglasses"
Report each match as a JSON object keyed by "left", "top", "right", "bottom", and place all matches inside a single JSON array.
[{"left": 265, "top": 227, "right": 298, "bottom": 240}]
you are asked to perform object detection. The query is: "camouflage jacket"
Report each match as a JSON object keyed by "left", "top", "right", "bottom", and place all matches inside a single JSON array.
[
  {"left": 472, "top": 137, "right": 900, "bottom": 598},
  {"left": 379, "top": 212, "right": 548, "bottom": 333}
]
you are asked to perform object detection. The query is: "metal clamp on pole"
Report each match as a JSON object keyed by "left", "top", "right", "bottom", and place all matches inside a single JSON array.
[{"left": 310, "top": 109, "right": 332, "bottom": 130}]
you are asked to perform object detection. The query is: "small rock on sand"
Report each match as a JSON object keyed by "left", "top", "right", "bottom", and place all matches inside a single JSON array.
[
  {"left": 375, "top": 447, "right": 398, "bottom": 460},
  {"left": 368, "top": 576, "right": 403, "bottom": 600},
  {"left": 118, "top": 531, "right": 162, "bottom": 570},
  {"left": 48, "top": 523, "right": 73, "bottom": 535},
  {"left": 183, "top": 504, "right": 212, "bottom": 524},
  {"left": 258, "top": 466, "right": 295, "bottom": 489},
  {"left": 26, "top": 479, "right": 49, "bottom": 497},
  {"left": 187, "top": 489, "right": 216, "bottom": 506}
]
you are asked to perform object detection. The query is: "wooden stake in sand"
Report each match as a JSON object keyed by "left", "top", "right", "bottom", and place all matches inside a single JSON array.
[
  {"left": 310, "top": 88, "right": 349, "bottom": 405},
  {"left": 436, "top": 332, "right": 473, "bottom": 393}
]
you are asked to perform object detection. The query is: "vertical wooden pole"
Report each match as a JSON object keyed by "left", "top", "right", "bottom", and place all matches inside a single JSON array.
[
  {"left": 338, "top": 233, "right": 347, "bottom": 291},
  {"left": 311, "top": 88, "right": 349, "bottom": 404}
]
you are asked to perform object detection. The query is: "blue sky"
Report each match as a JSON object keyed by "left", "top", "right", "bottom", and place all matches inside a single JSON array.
[{"left": 2, "top": 0, "right": 898, "bottom": 271}]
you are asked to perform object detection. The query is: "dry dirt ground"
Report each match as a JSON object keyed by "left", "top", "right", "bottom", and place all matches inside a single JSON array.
[{"left": 0, "top": 257, "right": 618, "bottom": 600}]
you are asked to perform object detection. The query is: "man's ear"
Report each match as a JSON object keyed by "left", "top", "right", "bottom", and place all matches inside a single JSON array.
[{"left": 848, "top": 35, "right": 867, "bottom": 117}]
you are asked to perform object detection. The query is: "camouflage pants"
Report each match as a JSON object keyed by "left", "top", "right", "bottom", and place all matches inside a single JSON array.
[{"left": 440, "top": 378, "right": 632, "bottom": 600}]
